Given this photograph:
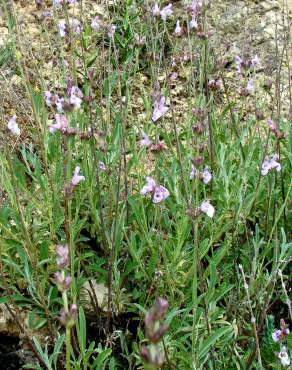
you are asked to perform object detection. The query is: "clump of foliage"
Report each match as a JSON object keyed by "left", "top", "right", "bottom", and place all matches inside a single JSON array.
[{"left": 0, "top": 0, "right": 291, "bottom": 369}]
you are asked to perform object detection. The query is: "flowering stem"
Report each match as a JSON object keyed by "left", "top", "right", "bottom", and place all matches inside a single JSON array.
[{"left": 203, "top": 40, "right": 214, "bottom": 186}]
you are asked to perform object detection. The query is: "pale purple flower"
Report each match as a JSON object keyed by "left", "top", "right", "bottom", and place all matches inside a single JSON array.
[
  {"left": 44, "top": 91, "right": 53, "bottom": 107},
  {"left": 202, "top": 167, "right": 212, "bottom": 184},
  {"left": 7, "top": 115, "right": 21, "bottom": 136},
  {"left": 71, "top": 166, "right": 85, "bottom": 186},
  {"left": 56, "top": 96, "right": 65, "bottom": 112},
  {"left": 235, "top": 55, "right": 243, "bottom": 73},
  {"left": 160, "top": 4, "right": 173, "bottom": 21},
  {"left": 190, "top": 164, "right": 197, "bottom": 180},
  {"left": 53, "top": 0, "right": 63, "bottom": 7},
  {"left": 58, "top": 21, "right": 66, "bottom": 37},
  {"left": 170, "top": 72, "right": 178, "bottom": 81},
  {"left": 261, "top": 155, "right": 281, "bottom": 176},
  {"left": 44, "top": 92, "right": 64, "bottom": 111},
  {"left": 272, "top": 329, "right": 282, "bottom": 343},
  {"left": 190, "top": 15, "right": 198, "bottom": 29},
  {"left": 200, "top": 200, "right": 215, "bottom": 218},
  {"left": 72, "top": 19, "right": 81, "bottom": 34},
  {"left": 69, "top": 86, "right": 83, "bottom": 109},
  {"left": 68, "top": 0, "right": 76, "bottom": 3},
  {"left": 152, "top": 96, "right": 169, "bottom": 122},
  {"left": 261, "top": 157, "right": 270, "bottom": 176},
  {"left": 98, "top": 160, "right": 106, "bottom": 171},
  {"left": 174, "top": 20, "right": 182, "bottom": 36},
  {"left": 43, "top": 10, "right": 52, "bottom": 17},
  {"left": 91, "top": 16, "right": 100, "bottom": 30},
  {"left": 246, "top": 79, "right": 254, "bottom": 94},
  {"left": 49, "top": 114, "right": 68, "bottom": 133},
  {"left": 251, "top": 54, "right": 259, "bottom": 67},
  {"left": 140, "top": 132, "right": 151, "bottom": 147},
  {"left": 190, "top": 0, "right": 202, "bottom": 12},
  {"left": 108, "top": 24, "right": 116, "bottom": 38},
  {"left": 140, "top": 178, "right": 170, "bottom": 204},
  {"left": 269, "top": 154, "right": 281, "bottom": 172},
  {"left": 278, "top": 346, "right": 290, "bottom": 367},
  {"left": 140, "top": 177, "right": 156, "bottom": 195},
  {"left": 152, "top": 3, "right": 160, "bottom": 17},
  {"left": 153, "top": 186, "right": 170, "bottom": 204},
  {"left": 267, "top": 118, "right": 278, "bottom": 132}
]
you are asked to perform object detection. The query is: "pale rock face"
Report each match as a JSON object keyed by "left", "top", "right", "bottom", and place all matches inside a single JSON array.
[
  {"left": 81, "top": 281, "right": 114, "bottom": 313},
  {"left": 212, "top": 0, "right": 291, "bottom": 113}
]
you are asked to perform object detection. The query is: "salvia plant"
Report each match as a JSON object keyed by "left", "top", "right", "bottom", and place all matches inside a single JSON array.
[{"left": 0, "top": 0, "right": 291, "bottom": 369}]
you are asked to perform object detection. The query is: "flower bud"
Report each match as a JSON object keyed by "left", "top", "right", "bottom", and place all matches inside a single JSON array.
[
  {"left": 140, "top": 347, "right": 151, "bottom": 363},
  {"left": 54, "top": 271, "right": 71, "bottom": 292},
  {"left": 148, "top": 323, "right": 169, "bottom": 344},
  {"left": 59, "top": 304, "right": 78, "bottom": 328}
]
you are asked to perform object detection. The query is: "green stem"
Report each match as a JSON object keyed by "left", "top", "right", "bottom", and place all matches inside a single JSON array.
[{"left": 66, "top": 327, "right": 71, "bottom": 370}]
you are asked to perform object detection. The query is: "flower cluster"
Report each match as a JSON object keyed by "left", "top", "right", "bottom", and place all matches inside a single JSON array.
[
  {"left": 69, "top": 86, "right": 83, "bottom": 109},
  {"left": 90, "top": 15, "right": 116, "bottom": 38},
  {"left": 272, "top": 319, "right": 290, "bottom": 343},
  {"left": 58, "top": 18, "right": 81, "bottom": 37},
  {"left": 140, "top": 177, "right": 169, "bottom": 204},
  {"left": 190, "top": 165, "right": 212, "bottom": 184},
  {"left": 55, "top": 271, "right": 71, "bottom": 292},
  {"left": 140, "top": 297, "right": 169, "bottom": 368},
  {"left": 152, "top": 3, "right": 173, "bottom": 21},
  {"left": 261, "top": 154, "right": 281, "bottom": 176},
  {"left": 54, "top": 244, "right": 71, "bottom": 292},
  {"left": 235, "top": 54, "right": 260, "bottom": 74},
  {"left": 56, "top": 244, "right": 70, "bottom": 269},
  {"left": 59, "top": 304, "right": 78, "bottom": 328},
  {"left": 48, "top": 114, "right": 93, "bottom": 140},
  {"left": 272, "top": 320, "right": 291, "bottom": 367},
  {"left": 188, "top": 0, "right": 202, "bottom": 29},
  {"left": 49, "top": 114, "right": 69, "bottom": 134},
  {"left": 45, "top": 84, "right": 83, "bottom": 112}
]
